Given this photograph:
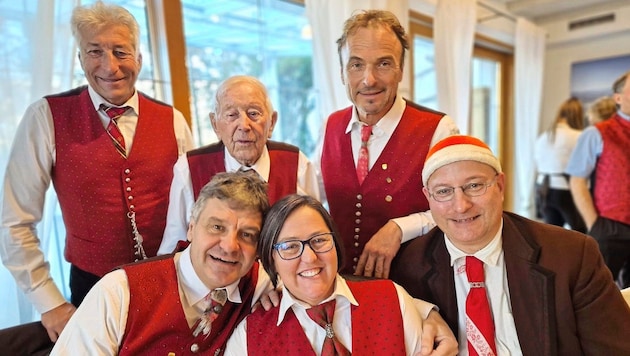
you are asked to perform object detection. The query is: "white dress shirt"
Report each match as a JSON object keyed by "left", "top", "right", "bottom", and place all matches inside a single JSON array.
[
  {"left": 534, "top": 122, "right": 582, "bottom": 190},
  {"left": 225, "top": 274, "right": 432, "bottom": 356},
  {"left": 158, "top": 145, "right": 320, "bottom": 255},
  {"left": 314, "top": 95, "right": 460, "bottom": 242},
  {"left": 50, "top": 247, "right": 271, "bottom": 355},
  {"left": 0, "top": 86, "right": 194, "bottom": 314},
  {"left": 444, "top": 220, "right": 523, "bottom": 355}
]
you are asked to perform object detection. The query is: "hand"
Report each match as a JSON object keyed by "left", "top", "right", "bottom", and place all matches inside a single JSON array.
[
  {"left": 41, "top": 302, "right": 76, "bottom": 342},
  {"left": 252, "top": 288, "right": 280, "bottom": 312},
  {"left": 355, "top": 220, "right": 402, "bottom": 278},
  {"left": 417, "top": 310, "right": 458, "bottom": 356}
]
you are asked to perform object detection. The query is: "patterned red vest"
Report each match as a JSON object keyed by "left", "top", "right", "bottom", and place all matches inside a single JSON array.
[
  {"left": 321, "top": 102, "right": 442, "bottom": 273},
  {"left": 594, "top": 114, "right": 630, "bottom": 225},
  {"left": 48, "top": 86, "right": 178, "bottom": 276},
  {"left": 120, "top": 257, "right": 259, "bottom": 356},
  {"left": 246, "top": 279, "right": 406, "bottom": 355},
  {"left": 187, "top": 140, "right": 299, "bottom": 203}
]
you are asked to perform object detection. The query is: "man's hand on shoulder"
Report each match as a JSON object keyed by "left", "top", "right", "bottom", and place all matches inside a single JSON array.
[
  {"left": 418, "top": 310, "right": 458, "bottom": 356},
  {"left": 41, "top": 302, "right": 76, "bottom": 342},
  {"left": 355, "top": 220, "right": 402, "bottom": 278}
]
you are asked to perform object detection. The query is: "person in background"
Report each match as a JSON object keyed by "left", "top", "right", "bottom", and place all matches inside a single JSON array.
[
  {"left": 225, "top": 194, "right": 458, "bottom": 356},
  {"left": 586, "top": 95, "right": 616, "bottom": 125},
  {"left": 0, "top": 1, "right": 193, "bottom": 341},
  {"left": 316, "top": 9, "right": 458, "bottom": 278},
  {"left": 567, "top": 70, "right": 630, "bottom": 288},
  {"left": 159, "top": 75, "right": 319, "bottom": 255},
  {"left": 51, "top": 172, "right": 271, "bottom": 355},
  {"left": 391, "top": 135, "right": 630, "bottom": 355},
  {"left": 533, "top": 97, "right": 586, "bottom": 232}
]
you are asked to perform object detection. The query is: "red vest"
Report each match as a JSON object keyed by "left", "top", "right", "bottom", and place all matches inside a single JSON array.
[
  {"left": 48, "top": 86, "right": 178, "bottom": 276},
  {"left": 120, "top": 257, "right": 259, "bottom": 356},
  {"left": 246, "top": 279, "right": 406, "bottom": 355},
  {"left": 321, "top": 102, "right": 442, "bottom": 273},
  {"left": 594, "top": 114, "right": 630, "bottom": 225},
  {"left": 187, "top": 140, "right": 299, "bottom": 203}
]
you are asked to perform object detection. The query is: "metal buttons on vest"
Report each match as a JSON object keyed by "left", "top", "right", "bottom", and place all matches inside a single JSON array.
[
  {"left": 352, "top": 194, "right": 364, "bottom": 270},
  {"left": 190, "top": 343, "right": 199, "bottom": 353}
]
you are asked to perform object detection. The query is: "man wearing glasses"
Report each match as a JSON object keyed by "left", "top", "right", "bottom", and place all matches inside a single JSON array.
[{"left": 390, "top": 135, "right": 630, "bottom": 355}]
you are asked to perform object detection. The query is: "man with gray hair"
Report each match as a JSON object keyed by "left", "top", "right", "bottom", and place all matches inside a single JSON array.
[
  {"left": 0, "top": 0, "right": 192, "bottom": 341},
  {"left": 52, "top": 171, "right": 271, "bottom": 355},
  {"left": 158, "top": 75, "right": 319, "bottom": 255}
]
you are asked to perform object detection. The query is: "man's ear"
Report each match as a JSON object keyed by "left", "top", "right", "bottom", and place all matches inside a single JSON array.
[{"left": 268, "top": 111, "right": 278, "bottom": 138}]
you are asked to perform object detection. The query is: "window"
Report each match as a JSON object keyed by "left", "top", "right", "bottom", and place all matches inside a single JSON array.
[{"left": 181, "top": 0, "right": 319, "bottom": 156}]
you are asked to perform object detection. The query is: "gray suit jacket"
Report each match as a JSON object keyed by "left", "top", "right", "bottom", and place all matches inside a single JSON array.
[{"left": 390, "top": 212, "right": 630, "bottom": 355}]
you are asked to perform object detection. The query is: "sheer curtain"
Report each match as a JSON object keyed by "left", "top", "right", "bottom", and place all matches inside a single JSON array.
[
  {"left": 433, "top": 0, "right": 477, "bottom": 133},
  {"left": 513, "top": 18, "right": 546, "bottom": 217},
  {"left": 0, "top": 1, "right": 75, "bottom": 328},
  {"left": 305, "top": 0, "right": 410, "bottom": 128}
]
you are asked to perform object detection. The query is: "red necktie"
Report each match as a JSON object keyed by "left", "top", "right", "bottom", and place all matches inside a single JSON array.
[
  {"left": 465, "top": 256, "right": 497, "bottom": 356},
  {"left": 101, "top": 104, "right": 129, "bottom": 158},
  {"left": 356, "top": 124, "right": 373, "bottom": 185},
  {"left": 306, "top": 300, "right": 351, "bottom": 356}
]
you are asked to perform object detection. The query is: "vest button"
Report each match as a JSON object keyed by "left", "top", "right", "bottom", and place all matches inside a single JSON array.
[
  {"left": 125, "top": 177, "right": 131, "bottom": 183},
  {"left": 354, "top": 227, "right": 360, "bottom": 233},
  {"left": 354, "top": 242, "right": 359, "bottom": 247},
  {"left": 356, "top": 194, "right": 363, "bottom": 200},
  {"left": 124, "top": 169, "right": 131, "bottom": 174},
  {"left": 126, "top": 187, "right": 132, "bottom": 192},
  {"left": 355, "top": 211, "right": 361, "bottom": 217},
  {"left": 355, "top": 219, "right": 361, "bottom": 224},
  {"left": 191, "top": 343, "right": 199, "bottom": 353},
  {"left": 385, "top": 195, "right": 393, "bottom": 202},
  {"left": 381, "top": 163, "right": 388, "bottom": 170},
  {"left": 356, "top": 202, "right": 362, "bottom": 208},
  {"left": 354, "top": 235, "right": 359, "bottom": 240},
  {"left": 386, "top": 177, "right": 392, "bottom": 183},
  {"left": 128, "top": 195, "right": 134, "bottom": 200}
]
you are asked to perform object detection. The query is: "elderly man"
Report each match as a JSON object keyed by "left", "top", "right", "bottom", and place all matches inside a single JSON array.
[
  {"left": 158, "top": 75, "right": 319, "bottom": 255},
  {"left": 317, "top": 10, "right": 458, "bottom": 277},
  {"left": 0, "top": 1, "right": 193, "bottom": 341},
  {"left": 391, "top": 135, "right": 630, "bottom": 355}
]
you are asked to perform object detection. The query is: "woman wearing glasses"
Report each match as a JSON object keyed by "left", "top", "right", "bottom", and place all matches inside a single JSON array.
[{"left": 224, "top": 194, "right": 457, "bottom": 356}]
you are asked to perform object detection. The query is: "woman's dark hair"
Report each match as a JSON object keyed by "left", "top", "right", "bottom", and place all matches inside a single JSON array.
[{"left": 258, "top": 194, "right": 345, "bottom": 288}]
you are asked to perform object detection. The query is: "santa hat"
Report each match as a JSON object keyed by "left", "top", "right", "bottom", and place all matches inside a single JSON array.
[{"left": 422, "top": 135, "right": 502, "bottom": 186}]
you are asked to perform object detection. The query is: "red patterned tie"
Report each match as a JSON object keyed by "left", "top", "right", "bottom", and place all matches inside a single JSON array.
[
  {"left": 306, "top": 300, "right": 351, "bottom": 356},
  {"left": 101, "top": 104, "right": 129, "bottom": 158},
  {"left": 192, "top": 289, "right": 227, "bottom": 338},
  {"left": 356, "top": 124, "right": 373, "bottom": 185},
  {"left": 465, "top": 256, "right": 496, "bottom": 356}
]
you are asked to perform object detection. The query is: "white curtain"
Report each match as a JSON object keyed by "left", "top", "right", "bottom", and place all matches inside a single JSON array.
[
  {"left": 305, "top": 0, "right": 410, "bottom": 130},
  {"left": 513, "top": 17, "right": 546, "bottom": 216},
  {"left": 433, "top": 0, "right": 477, "bottom": 134},
  {"left": 0, "top": 1, "right": 76, "bottom": 328}
]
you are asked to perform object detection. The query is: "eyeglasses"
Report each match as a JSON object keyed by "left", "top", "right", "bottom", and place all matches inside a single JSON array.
[
  {"left": 273, "top": 232, "right": 335, "bottom": 260},
  {"left": 428, "top": 174, "right": 499, "bottom": 202}
]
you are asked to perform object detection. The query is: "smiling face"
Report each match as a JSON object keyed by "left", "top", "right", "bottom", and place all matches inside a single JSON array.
[
  {"left": 340, "top": 25, "right": 403, "bottom": 125},
  {"left": 78, "top": 24, "right": 141, "bottom": 106},
  {"left": 273, "top": 206, "right": 337, "bottom": 306},
  {"left": 211, "top": 81, "right": 278, "bottom": 166},
  {"left": 423, "top": 161, "right": 505, "bottom": 254},
  {"left": 187, "top": 197, "right": 261, "bottom": 290}
]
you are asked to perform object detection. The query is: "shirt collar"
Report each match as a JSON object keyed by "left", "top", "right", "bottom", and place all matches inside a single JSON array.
[
  {"left": 223, "top": 145, "right": 270, "bottom": 181},
  {"left": 444, "top": 219, "right": 504, "bottom": 267},
  {"left": 344, "top": 95, "right": 406, "bottom": 136},
  {"left": 177, "top": 246, "right": 243, "bottom": 307},
  {"left": 87, "top": 85, "right": 139, "bottom": 115},
  {"left": 275, "top": 274, "right": 358, "bottom": 326},
  {"left": 617, "top": 110, "right": 630, "bottom": 121}
]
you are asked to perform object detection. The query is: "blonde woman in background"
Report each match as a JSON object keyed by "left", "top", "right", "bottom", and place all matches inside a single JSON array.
[
  {"left": 534, "top": 97, "right": 586, "bottom": 232},
  {"left": 587, "top": 96, "right": 617, "bottom": 125}
]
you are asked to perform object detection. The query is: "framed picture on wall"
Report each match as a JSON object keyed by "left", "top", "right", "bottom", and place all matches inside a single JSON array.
[{"left": 571, "top": 54, "right": 630, "bottom": 104}]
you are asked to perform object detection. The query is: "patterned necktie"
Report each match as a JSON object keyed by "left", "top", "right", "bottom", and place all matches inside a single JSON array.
[
  {"left": 192, "top": 288, "right": 228, "bottom": 338},
  {"left": 356, "top": 124, "right": 373, "bottom": 185},
  {"left": 465, "top": 256, "right": 497, "bottom": 356},
  {"left": 101, "top": 104, "right": 130, "bottom": 158},
  {"left": 306, "top": 300, "right": 351, "bottom": 356}
]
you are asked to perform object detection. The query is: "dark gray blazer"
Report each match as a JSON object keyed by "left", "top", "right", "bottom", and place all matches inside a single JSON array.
[{"left": 390, "top": 211, "right": 630, "bottom": 355}]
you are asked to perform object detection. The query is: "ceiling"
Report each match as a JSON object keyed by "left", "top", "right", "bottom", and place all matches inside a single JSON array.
[{"left": 491, "top": 0, "right": 625, "bottom": 21}]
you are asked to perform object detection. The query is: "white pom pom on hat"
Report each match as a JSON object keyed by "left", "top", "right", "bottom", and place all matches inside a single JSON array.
[{"left": 422, "top": 135, "right": 502, "bottom": 186}]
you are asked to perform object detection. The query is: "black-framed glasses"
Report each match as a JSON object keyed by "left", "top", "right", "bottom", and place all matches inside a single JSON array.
[
  {"left": 428, "top": 174, "right": 499, "bottom": 202},
  {"left": 273, "top": 232, "right": 335, "bottom": 260}
]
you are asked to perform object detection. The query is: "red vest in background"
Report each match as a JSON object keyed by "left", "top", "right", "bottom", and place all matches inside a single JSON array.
[
  {"left": 187, "top": 140, "right": 299, "bottom": 203},
  {"left": 321, "top": 102, "right": 442, "bottom": 274},
  {"left": 246, "top": 279, "right": 406, "bottom": 355},
  {"left": 48, "top": 86, "right": 178, "bottom": 276},
  {"left": 120, "top": 257, "right": 259, "bottom": 356},
  {"left": 594, "top": 114, "right": 630, "bottom": 225}
]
